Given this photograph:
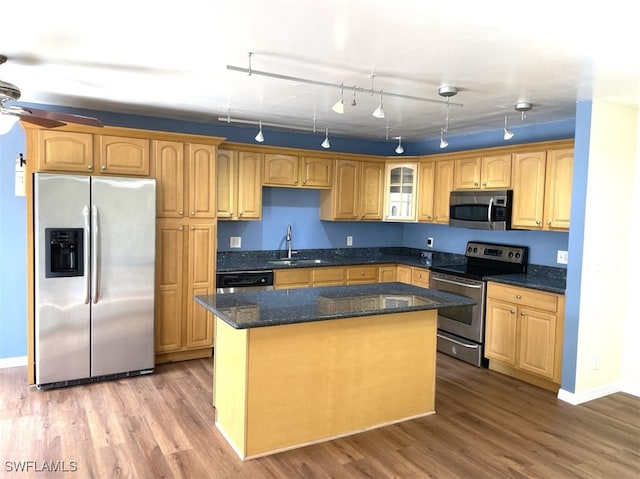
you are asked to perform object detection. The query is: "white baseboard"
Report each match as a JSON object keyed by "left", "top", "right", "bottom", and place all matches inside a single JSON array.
[
  {"left": 0, "top": 356, "right": 27, "bottom": 369},
  {"left": 558, "top": 382, "right": 623, "bottom": 405}
]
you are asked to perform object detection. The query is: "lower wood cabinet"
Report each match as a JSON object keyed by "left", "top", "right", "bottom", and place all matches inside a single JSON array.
[
  {"left": 485, "top": 281, "right": 565, "bottom": 390},
  {"left": 155, "top": 219, "right": 216, "bottom": 363}
]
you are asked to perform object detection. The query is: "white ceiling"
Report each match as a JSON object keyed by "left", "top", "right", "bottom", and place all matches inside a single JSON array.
[{"left": 1, "top": 0, "right": 639, "bottom": 142}]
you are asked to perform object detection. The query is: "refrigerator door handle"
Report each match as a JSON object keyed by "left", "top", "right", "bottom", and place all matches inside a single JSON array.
[
  {"left": 82, "top": 205, "right": 91, "bottom": 304},
  {"left": 91, "top": 205, "right": 100, "bottom": 304}
]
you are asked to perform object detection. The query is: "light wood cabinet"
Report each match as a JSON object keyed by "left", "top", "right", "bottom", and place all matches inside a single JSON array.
[
  {"left": 384, "top": 162, "right": 418, "bottom": 221},
  {"left": 485, "top": 282, "right": 565, "bottom": 389},
  {"left": 263, "top": 154, "right": 332, "bottom": 188},
  {"left": 454, "top": 154, "right": 511, "bottom": 190},
  {"left": 35, "top": 130, "right": 150, "bottom": 176},
  {"left": 378, "top": 265, "right": 396, "bottom": 282},
  {"left": 432, "top": 159, "right": 455, "bottom": 224},
  {"left": 97, "top": 135, "right": 150, "bottom": 176},
  {"left": 274, "top": 268, "right": 312, "bottom": 289},
  {"left": 417, "top": 160, "right": 436, "bottom": 222},
  {"left": 512, "top": 147, "right": 573, "bottom": 231},
  {"left": 155, "top": 141, "right": 216, "bottom": 219},
  {"left": 346, "top": 265, "right": 378, "bottom": 284},
  {"left": 396, "top": 265, "right": 412, "bottom": 284},
  {"left": 411, "top": 267, "right": 430, "bottom": 288},
  {"left": 312, "top": 267, "right": 345, "bottom": 286},
  {"left": 320, "top": 160, "right": 384, "bottom": 221},
  {"left": 155, "top": 220, "right": 216, "bottom": 362},
  {"left": 217, "top": 149, "right": 262, "bottom": 220}
]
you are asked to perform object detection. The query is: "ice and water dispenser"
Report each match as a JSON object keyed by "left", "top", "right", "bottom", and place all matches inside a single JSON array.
[{"left": 45, "top": 228, "right": 84, "bottom": 278}]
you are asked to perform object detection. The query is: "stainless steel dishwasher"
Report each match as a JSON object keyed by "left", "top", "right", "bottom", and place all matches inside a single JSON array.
[{"left": 216, "top": 270, "right": 274, "bottom": 294}]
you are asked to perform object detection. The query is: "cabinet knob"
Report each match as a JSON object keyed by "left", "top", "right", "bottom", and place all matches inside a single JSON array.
[
  {"left": 510, "top": 310, "right": 515, "bottom": 314},
  {"left": 536, "top": 220, "right": 541, "bottom": 225},
  {"left": 520, "top": 311, "right": 526, "bottom": 316},
  {"left": 190, "top": 226, "right": 195, "bottom": 230},
  {"left": 294, "top": 179, "right": 298, "bottom": 184},
  {"left": 87, "top": 165, "right": 93, "bottom": 170},
  {"left": 482, "top": 182, "right": 487, "bottom": 187},
  {"left": 178, "top": 226, "right": 183, "bottom": 231},
  {"left": 547, "top": 220, "right": 552, "bottom": 225},
  {"left": 417, "top": 274, "right": 422, "bottom": 278},
  {"left": 178, "top": 210, "right": 184, "bottom": 216},
  {"left": 474, "top": 182, "right": 479, "bottom": 187},
  {"left": 191, "top": 211, "right": 195, "bottom": 216},
  {"left": 239, "top": 212, "right": 244, "bottom": 217},
  {"left": 303, "top": 179, "right": 307, "bottom": 185},
  {"left": 101, "top": 166, "right": 106, "bottom": 170},
  {"left": 360, "top": 272, "right": 365, "bottom": 276},
  {"left": 516, "top": 294, "right": 522, "bottom": 299}
]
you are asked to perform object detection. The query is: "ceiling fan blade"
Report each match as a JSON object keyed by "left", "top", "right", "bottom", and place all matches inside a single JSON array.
[
  {"left": 20, "top": 106, "right": 103, "bottom": 127},
  {"left": 17, "top": 115, "right": 65, "bottom": 128}
]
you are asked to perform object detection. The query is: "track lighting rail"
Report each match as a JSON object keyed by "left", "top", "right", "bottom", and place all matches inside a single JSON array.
[{"left": 226, "top": 64, "right": 464, "bottom": 108}]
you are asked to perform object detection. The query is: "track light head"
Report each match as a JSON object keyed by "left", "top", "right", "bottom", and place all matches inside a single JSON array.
[
  {"left": 439, "top": 129, "right": 449, "bottom": 149},
  {"left": 395, "top": 137, "right": 404, "bottom": 155},
  {"left": 503, "top": 116, "right": 514, "bottom": 140},
  {"left": 254, "top": 121, "right": 265, "bottom": 142},
  {"left": 332, "top": 83, "right": 345, "bottom": 114},
  {"left": 372, "top": 91, "right": 385, "bottom": 118},
  {"left": 321, "top": 128, "right": 331, "bottom": 149},
  {"left": 350, "top": 86, "right": 357, "bottom": 106}
]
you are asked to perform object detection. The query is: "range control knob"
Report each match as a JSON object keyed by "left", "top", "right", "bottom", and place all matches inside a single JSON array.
[
  {"left": 515, "top": 252, "right": 521, "bottom": 258},
  {"left": 508, "top": 252, "right": 514, "bottom": 258}
]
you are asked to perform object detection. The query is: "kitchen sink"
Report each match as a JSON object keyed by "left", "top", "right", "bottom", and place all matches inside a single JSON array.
[{"left": 268, "top": 258, "right": 332, "bottom": 266}]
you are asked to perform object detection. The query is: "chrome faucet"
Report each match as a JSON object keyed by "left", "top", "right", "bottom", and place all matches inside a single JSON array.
[{"left": 285, "top": 224, "right": 293, "bottom": 259}]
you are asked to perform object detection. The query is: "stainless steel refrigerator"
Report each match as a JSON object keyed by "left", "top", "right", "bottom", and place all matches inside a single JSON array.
[{"left": 34, "top": 173, "right": 156, "bottom": 387}]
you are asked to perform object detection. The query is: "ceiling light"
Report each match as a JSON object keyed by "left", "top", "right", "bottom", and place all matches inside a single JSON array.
[
  {"left": 439, "top": 129, "right": 449, "bottom": 149},
  {"left": 503, "top": 116, "right": 514, "bottom": 140},
  {"left": 438, "top": 85, "right": 459, "bottom": 101},
  {"left": 372, "top": 91, "right": 385, "bottom": 119},
  {"left": 0, "top": 114, "right": 19, "bottom": 135},
  {"left": 254, "top": 120, "right": 264, "bottom": 142},
  {"left": 515, "top": 101, "right": 533, "bottom": 120},
  {"left": 395, "top": 137, "right": 404, "bottom": 155},
  {"left": 331, "top": 84, "right": 345, "bottom": 114},
  {"left": 321, "top": 128, "right": 331, "bottom": 149}
]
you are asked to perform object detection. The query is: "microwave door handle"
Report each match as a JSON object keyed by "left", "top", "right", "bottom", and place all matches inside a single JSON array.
[
  {"left": 82, "top": 205, "right": 91, "bottom": 304},
  {"left": 487, "top": 197, "right": 494, "bottom": 227}
]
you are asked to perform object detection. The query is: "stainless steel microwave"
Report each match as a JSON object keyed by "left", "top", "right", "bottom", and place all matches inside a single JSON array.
[{"left": 449, "top": 190, "right": 513, "bottom": 230}]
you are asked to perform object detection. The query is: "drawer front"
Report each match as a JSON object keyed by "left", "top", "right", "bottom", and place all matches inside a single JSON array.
[
  {"left": 487, "top": 282, "right": 558, "bottom": 312},
  {"left": 274, "top": 268, "right": 311, "bottom": 288},
  {"left": 412, "top": 268, "right": 430, "bottom": 287},
  {"left": 346, "top": 265, "right": 378, "bottom": 282},
  {"left": 312, "top": 267, "right": 345, "bottom": 284}
]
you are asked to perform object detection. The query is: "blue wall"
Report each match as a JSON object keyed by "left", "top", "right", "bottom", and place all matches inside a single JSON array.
[
  {"left": 0, "top": 123, "right": 27, "bottom": 358},
  {"left": 0, "top": 103, "right": 576, "bottom": 360}
]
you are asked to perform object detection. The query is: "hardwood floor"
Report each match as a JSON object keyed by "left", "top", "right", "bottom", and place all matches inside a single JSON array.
[{"left": 1, "top": 354, "right": 638, "bottom": 478}]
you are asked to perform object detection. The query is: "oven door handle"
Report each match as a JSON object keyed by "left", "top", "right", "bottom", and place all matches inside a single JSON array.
[
  {"left": 431, "top": 276, "right": 483, "bottom": 288},
  {"left": 437, "top": 333, "right": 480, "bottom": 349}
]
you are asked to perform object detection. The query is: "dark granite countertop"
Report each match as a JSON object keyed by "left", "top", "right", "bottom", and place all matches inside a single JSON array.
[
  {"left": 484, "top": 265, "right": 567, "bottom": 294},
  {"left": 216, "top": 248, "right": 566, "bottom": 294},
  {"left": 196, "top": 282, "right": 476, "bottom": 329}
]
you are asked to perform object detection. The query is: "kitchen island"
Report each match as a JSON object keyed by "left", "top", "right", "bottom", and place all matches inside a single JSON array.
[{"left": 195, "top": 282, "right": 475, "bottom": 460}]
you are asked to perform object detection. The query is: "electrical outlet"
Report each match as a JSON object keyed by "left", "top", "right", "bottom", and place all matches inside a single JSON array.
[
  {"left": 346, "top": 235, "right": 353, "bottom": 246},
  {"left": 427, "top": 237, "right": 434, "bottom": 248},
  {"left": 230, "top": 236, "right": 242, "bottom": 248},
  {"left": 591, "top": 355, "right": 600, "bottom": 370},
  {"left": 557, "top": 250, "right": 568, "bottom": 264}
]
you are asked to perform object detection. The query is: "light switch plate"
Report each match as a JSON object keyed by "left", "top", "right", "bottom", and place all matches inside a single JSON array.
[
  {"left": 230, "top": 236, "right": 242, "bottom": 248},
  {"left": 346, "top": 235, "right": 353, "bottom": 246},
  {"left": 427, "top": 237, "right": 434, "bottom": 248}
]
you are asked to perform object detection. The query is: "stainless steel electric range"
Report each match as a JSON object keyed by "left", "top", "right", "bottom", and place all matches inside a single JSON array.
[{"left": 429, "top": 241, "right": 528, "bottom": 367}]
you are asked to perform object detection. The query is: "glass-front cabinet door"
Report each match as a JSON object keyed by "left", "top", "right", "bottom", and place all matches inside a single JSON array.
[{"left": 384, "top": 162, "right": 418, "bottom": 221}]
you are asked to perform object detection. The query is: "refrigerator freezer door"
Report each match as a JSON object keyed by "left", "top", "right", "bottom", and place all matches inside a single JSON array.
[
  {"left": 90, "top": 177, "right": 156, "bottom": 376},
  {"left": 34, "top": 174, "right": 91, "bottom": 384}
]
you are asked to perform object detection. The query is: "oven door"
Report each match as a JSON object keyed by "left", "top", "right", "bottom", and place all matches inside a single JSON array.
[{"left": 429, "top": 272, "right": 485, "bottom": 343}]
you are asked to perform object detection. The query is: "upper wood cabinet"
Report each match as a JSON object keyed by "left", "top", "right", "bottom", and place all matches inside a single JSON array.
[
  {"left": 35, "top": 130, "right": 150, "bottom": 176},
  {"left": 97, "top": 135, "right": 150, "bottom": 176},
  {"left": 320, "top": 160, "right": 384, "bottom": 221},
  {"left": 154, "top": 140, "right": 216, "bottom": 219},
  {"left": 511, "top": 146, "right": 573, "bottom": 231},
  {"left": 454, "top": 154, "right": 511, "bottom": 190},
  {"left": 217, "top": 149, "right": 262, "bottom": 220},
  {"left": 417, "top": 161, "right": 436, "bottom": 222},
  {"left": 263, "top": 154, "right": 332, "bottom": 188},
  {"left": 432, "top": 159, "right": 455, "bottom": 224},
  {"left": 384, "top": 163, "right": 418, "bottom": 222}
]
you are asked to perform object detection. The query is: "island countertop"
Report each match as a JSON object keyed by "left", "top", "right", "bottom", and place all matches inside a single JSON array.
[{"left": 195, "top": 282, "right": 475, "bottom": 329}]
